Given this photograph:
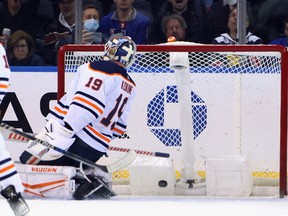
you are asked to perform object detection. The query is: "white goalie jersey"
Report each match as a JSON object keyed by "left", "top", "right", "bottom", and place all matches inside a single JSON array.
[{"left": 47, "top": 60, "right": 136, "bottom": 153}]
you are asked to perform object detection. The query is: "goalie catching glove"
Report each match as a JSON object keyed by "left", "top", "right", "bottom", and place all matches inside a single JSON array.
[{"left": 20, "top": 119, "right": 75, "bottom": 164}]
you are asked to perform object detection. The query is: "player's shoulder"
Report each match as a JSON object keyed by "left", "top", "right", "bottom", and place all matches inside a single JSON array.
[
  {"left": 88, "top": 60, "right": 134, "bottom": 84},
  {"left": 89, "top": 60, "right": 124, "bottom": 73},
  {"left": 0, "top": 44, "right": 6, "bottom": 55}
]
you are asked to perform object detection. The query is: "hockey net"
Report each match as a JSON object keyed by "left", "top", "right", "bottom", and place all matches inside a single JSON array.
[{"left": 58, "top": 42, "right": 288, "bottom": 197}]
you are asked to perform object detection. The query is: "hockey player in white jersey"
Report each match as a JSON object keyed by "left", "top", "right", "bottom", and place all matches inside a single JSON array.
[
  {"left": 0, "top": 44, "right": 30, "bottom": 215},
  {"left": 19, "top": 35, "right": 137, "bottom": 199}
]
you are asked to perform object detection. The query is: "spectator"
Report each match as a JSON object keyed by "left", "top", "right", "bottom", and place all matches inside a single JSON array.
[
  {"left": 148, "top": 0, "right": 166, "bottom": 18},
  {"left": 109, "top": 0, "right": 154, "bottom": 22},
  {"left": 202, "top": 0, "right": 213, "bottom": 12},
  {"left": 0, "top": 0, "right": 41, "bottom": 39},
  {"left": 39, "top": 0, "right": 76, "bottom": 65},
  {"left": 98, "top": 0, "right": 114, "bottom": 16},
  {"left": 148, "top": 0, "right": 207, "bottom": 44},
  {"left": 82, "top": 4, "right": 103, "bottom": 44},
  {"left": 204, "top": 0, "right": 234, "bottom": 44},
  {"left": 48, "top": 0, "right": 103, "bottom": 23},
  {"left": 98, "top": 0, "right": 151, "bottom": 44},
  {"left": 247, "top": 0, "right": 288, "bottom": 44},
  {"left": 161, "top": 14, "right": 188, "bottom": 42},
  {"left": 35, "top": 0, "right": 59, "bottom": 38},
  {"left": 40, "top": 0, "right": 104, "bottom": 65},
  {"left": 212, "top": 7, "right": 263, "bottom": 44},
  {"left": 6, "top": 30, "right": 46, "bottom": 66},
  {"left": 83, "top": 0, "right": 103, "bottom": 17},
  {"left": 269, "top": 17, "right": 288, "bottom": 47},
  {"left": 45, "top": 0, "right": 76, "bottom": 45},
  {"left": 132, "top": 0, "right": 153, "bottom": 22}
]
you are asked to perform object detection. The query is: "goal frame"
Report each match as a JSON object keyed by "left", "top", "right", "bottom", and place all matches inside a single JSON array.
[{"left": 58, "top": 44, "right": 288, "bottom": 198}]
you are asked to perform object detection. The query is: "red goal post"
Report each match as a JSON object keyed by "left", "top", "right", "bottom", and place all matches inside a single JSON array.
[{"left": 58, "top": 43, "right": 288, "bottom": 197}]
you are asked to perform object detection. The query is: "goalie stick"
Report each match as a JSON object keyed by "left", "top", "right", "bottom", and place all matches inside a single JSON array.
[
  {"left": 0, "top": 123, "right": 133, "bottom": 198},
  {"left": 0, "top": 122, "right": 137, "bottom": 174},
  {"left": 2, "top": 130, "right": 170, "bottom": 158}
]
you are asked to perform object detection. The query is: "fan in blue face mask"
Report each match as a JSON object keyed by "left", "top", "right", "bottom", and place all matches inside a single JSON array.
[
  {"left": 83, "top": 19, "right": 99, "bottom": 32},
  {"left": 82, "top": 19, "right": 102, "bottom": 44}
]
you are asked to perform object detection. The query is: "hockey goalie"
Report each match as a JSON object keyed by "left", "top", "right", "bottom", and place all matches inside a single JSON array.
[{"left": 17, "top": 35, "right": 137, "bottom": 200}]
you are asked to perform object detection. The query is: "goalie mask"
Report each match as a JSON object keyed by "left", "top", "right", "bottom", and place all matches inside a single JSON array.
[{"left": 103, "top": 36, "right": 136, "bottom": 67}]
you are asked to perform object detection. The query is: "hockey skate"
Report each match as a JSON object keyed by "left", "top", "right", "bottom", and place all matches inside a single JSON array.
[
  {"left": 73, "top": 175, "right": 116, "bottom": 200},
  {"left": 1, "top": 185, "right": 30, "bottom": 216}
]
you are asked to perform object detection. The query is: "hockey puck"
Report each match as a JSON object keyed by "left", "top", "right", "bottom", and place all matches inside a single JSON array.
[{"left": 158, "top": 180, "right": 168, "bottom": 187}]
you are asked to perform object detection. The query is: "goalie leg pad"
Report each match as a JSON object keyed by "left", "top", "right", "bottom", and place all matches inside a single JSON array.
[{"left": 16, "top": 163, "right": 77, "bottom": 199}]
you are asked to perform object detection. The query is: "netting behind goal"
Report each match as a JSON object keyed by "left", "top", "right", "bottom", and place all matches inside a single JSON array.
[{"left": 58, "top": 42, "right": 288, "bottom": 197}]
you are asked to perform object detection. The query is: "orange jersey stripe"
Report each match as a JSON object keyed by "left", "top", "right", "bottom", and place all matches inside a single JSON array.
[
  {"left": 73, "top": 96, "right": 104, "bottom": 114},
  {"left": 0, "top": 84, "right": 8, "bottom": 89},
  {"left": 87, "top": 125, "right": 110, "bottom": 143},
  {"left": 0, "top": 164, "right": 15, "bottom": 173},
  {"left": 113, "top": 127, "right": 124, "bottom": 134},
  {"left": 54, "top": 106, "right": 67, "bottom": 115}
]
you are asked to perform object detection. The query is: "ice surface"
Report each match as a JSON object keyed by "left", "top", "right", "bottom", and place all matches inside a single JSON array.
[{"left": 1, "top": 196, "right": 288, "bottom": 216}]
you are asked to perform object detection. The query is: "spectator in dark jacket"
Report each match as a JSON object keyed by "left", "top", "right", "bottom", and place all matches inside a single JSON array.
[
  {"left": 38, "top": 0, "right": 76, "bottom": 65},
  {"left": 148, "top": 0, "right": 207, "bottom": 44},
  {"left": 205, "top": 0, "right": 232, "bottom": 44},
  {"left": 247, "top": 0, "right": 288, "bottom": 44},
  {"left": 44, "top": 0, "right": 76, "bottom": 45},
  {"left": 6, "top": 30, "right": 46, "bottom": 66},
  {"left": 269, "top": 17, "right": 288, "bottom": 47},
  {"left": 0, "top": 0, "right": 41, "bottom": 39}
]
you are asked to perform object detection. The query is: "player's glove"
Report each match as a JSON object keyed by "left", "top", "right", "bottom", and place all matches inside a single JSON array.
[
  {"left": 20, "top": 119, "right": 75, "bottom": 163},
  {"left": 20, "top": 120, "right": 53, "bottom": 164},
  {"left": 42, "top": 119, "right": 75, "bottom": 160}
]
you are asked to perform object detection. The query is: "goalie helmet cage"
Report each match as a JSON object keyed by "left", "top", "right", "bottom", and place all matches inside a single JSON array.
[{"left": 58, "top": 43, "right": 288, "bottom": 198}]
